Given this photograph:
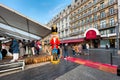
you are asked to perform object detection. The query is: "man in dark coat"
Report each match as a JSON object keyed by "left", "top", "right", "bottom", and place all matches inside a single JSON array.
[{"left": 64, "top": 43, "right": 69, "bottom": 58}]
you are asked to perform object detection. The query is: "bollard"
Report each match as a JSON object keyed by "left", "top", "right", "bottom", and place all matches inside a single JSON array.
[
  {"left": 110, "top": 53, "right": 113, "bottom": 65},
  {"left": 117, "top": 65, "right": 120, "bottom": 76}
]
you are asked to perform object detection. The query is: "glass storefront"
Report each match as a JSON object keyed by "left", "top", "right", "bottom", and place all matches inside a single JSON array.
[
  {"left": 100, "top": 39, "right": 110, "bottom": 48},
  {"left": 100, "top": 39, "right": 115, "bottom": 48}
]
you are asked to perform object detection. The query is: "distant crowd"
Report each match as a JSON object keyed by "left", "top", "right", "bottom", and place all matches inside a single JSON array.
[
  {"left": 0, "top": 38, "right": 42, "bottom": 62},
  {"left": 0, "top": 37, "right": 91, "bottom": 62}
]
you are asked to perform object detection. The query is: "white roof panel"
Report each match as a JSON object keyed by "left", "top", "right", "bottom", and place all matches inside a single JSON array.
[{"left": 0, "top": 4, "right": 51, "bottom": 39}]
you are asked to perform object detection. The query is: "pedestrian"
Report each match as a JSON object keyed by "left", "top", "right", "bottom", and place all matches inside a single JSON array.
[
  {"left": 74, "top": 44, "right": 79, "bottom": 55},
  {"left": 22, "top": 39, "right": 26, "bottom": 52},
  {"left": 57, "top": 46, "right": 62, "bottom": 59},
  {"left": 59, "top": 45, "right": 62, "bottom": 58},
  {"left": 78, "top": 44, "right": 83, "bottom": 55},
  {"left": 36, "top": 40, "right": 41, "bottom": 55},
  {"left": 72, "top": 45, "right": 76, "bottom": 56},
  {"left": 85, "top": 43, "right": 89, "bottom": 55},
  {"left": 10, "top": 38, "right": 19, "bottom": 62},
  {"left": 26, "top": 40, "right": 31, "bottom": 56},
  {"left": 1, "top": 43, "right": 7, "bottom": 58},
  {"left": 64, "top": 43, "right": 69, "bottom": 59},
  {"left": 106, "top": 44, "right": 108, "bottom": 49},
  {"left": 18, "top": 40, "right": 25, "bottom": 58},
  {"left": 30, "top": 40, "right": 35, "bottom": 55}
]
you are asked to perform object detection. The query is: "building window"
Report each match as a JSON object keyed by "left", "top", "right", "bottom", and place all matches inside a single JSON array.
[
  {"left": 109, "top": 7, "right": 114, "bottom": 15},
  {"left": 66, "top": 23, "right": 68, "bottom": 28},
  {"left": 94, "top": 6, "right": 97, "bottom": 12},
  {"left": 100, "top": 30, "right": 107, "bottom": 35},
  {"left": 100, "top": 20, "right": 106, "bottom": 28},
  {"left": 109, "top": 18, "right": 114, "bottom": 26},
  {"left": 109, "top": 0, "right": 114, "bottom": 5},
  {"left": 94, "top": 14, "right": 97, "bottom": 21},
  {"left": 94, "top": 23, "right": 98, "bottom": 28},
  {"left": 100, "top": 2, "right": 105, "bottom": 9},
  {"left": 109, "top": 28, "right": 115, "bottom": 33},
  {"left": 101, "top": 30, "right": 109, "bottom": 35},
  {"left": 93, "top": 0, "right": 97, "bottom": 3},
  {"left": 86, "top": 17, "right": 89, "bottom": 23},
  {"left": 84, "top": 26, "right": 87, "bottom": 30},
  {"left": 75, "top": 0, "right": 78, "bottom": 2},
  {"left": 84, "top": 5, "right": 87, "bottom": 8},
  {"left": 89, "top": 16, "right": 92, "bottom": 22},
  {"left": 88, "top": 2, "right": 92, "bottom": 6},
  {"left": 81, "top": 7, "right": 83, "bottom": 10},
  {"left": 100, "top": 11, "right": 106, "bottom": 18},
  {"left": 81, "top": 27, "right": 84, "bottom": 32},
  {"left": 65, "top": 30, "right": 68, "bottom": 36},
  {"left": 62, "top": 31, "right": 64, "bottom": 37},
  {"left": 106, "top": 29, "right": 109, "bottom": 34},
  {"left": 74, "top": 5, "right": 76, "bottom": 9},
  {"left": 62, "top": 25, "right": 64, "bottom": 30},
  {"left": 90, "top": 24, "right": 92, "bottom": 28},
  {"left": 88, "top": 9, "right": 91, "bottom": 14},
  {"left": 74, "top": 12, "right": 76, "bottom": 16},
  {"left": 78, "top": 9, "right": 81, "bottom": 13},
  {"left": 81, "top": 20, "right": 84, "bottom": 25},
  {"left": 81, "top": 0, "right": 83, "bottom": 3},
  {"left": 100, "top": 31, "right": 104, "bottom": 35}
]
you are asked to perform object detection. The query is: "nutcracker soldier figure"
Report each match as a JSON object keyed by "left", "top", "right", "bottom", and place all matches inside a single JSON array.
[{"left": 50, "top": 25, "right": 60, "bottom": 64}]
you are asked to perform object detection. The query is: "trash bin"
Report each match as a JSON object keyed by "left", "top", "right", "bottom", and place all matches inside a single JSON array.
[{"left": 117, "top": 65, "right": 120, "bottom": 76}]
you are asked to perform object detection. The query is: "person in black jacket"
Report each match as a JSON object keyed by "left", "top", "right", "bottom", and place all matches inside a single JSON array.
[{"left": 64, "top": 43, "right": 69, "bottom": 58}]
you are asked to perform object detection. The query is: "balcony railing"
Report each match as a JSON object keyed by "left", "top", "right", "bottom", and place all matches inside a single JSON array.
[
  {"left": 70, "top": 0, "right": 103, "bottom": 18},
  {"left": 60, "top": 28, "right": 64, "bottom": 31},
  {"left": 70, "top": 31, "right": 80, "bottom": 36},
  {"left": 98, "top": 14, "right": 107, "bottom": 20},
  {"left": 99, "top": 22, "right": 117, "bottom": 30},
  {"left": 71, "top": 8, "right": 117, "bottom": 24},
  {"left": 70, "top": 0, "right": 117, "bottom": 20},
  {"left": 107, "top": 9, "right": 118, "bottom": 17},
  {"left": 70, "top": 0, "right": 88, "bottom": 12},
  {"left": 70, "top": 26, "right": 78, "bottom": 29},
  {"left": 64, "top": 26, "right": 69, "bottom": 30},
  {"left": 108, "top": 0, "right": 117, "bottom": 6}
]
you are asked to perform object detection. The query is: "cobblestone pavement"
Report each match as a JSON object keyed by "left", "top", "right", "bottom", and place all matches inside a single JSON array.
[
  {"left": 66, "top": 47, "right": 120, "bottom": 65},
  {"left": 0, "top": 60, "right": 120, "bottom": 80},
  {"left": 55, "top": 65, "right": 120, "bottom": 80}
]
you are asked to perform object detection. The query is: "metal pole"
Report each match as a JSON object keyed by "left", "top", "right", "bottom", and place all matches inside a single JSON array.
[
  {"left": 116, "top": 23, "right": 119, "bottom": 51},
  {"left": 117, "top": 4, "right": 120, "bottom": 54},
  {"left": 110, "top": 52, "right": 113, "bottom": 65}
]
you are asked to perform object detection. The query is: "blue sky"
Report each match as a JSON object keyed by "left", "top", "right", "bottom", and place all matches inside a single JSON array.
[{"left": 0, "top": 0, "right": 72, "bottom": 24}]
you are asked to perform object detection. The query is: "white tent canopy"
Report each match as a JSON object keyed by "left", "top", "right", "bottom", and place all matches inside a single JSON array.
[{"left": 0, "top": 4, "right": 51, "bottom": 40}]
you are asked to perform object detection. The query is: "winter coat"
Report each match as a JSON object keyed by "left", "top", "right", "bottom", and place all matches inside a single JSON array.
[{"left": 11, "top": 39, "right": 19, "bottom": 53}]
